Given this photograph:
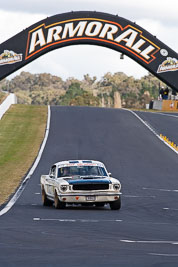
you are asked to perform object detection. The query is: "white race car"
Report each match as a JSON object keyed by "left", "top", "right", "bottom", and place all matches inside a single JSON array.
[{"left": 40, "top": 160, "right": 122, "bottom": 210}]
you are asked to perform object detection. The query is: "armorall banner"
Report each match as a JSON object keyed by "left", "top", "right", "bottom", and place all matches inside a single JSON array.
[{"left": 0, "top": 11, "right": 177, "bottom": 90}]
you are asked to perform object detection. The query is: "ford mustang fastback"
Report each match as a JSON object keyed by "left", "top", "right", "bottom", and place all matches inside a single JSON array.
[{"left": 40, "top": 160, "right": 122, "bottom": 210}]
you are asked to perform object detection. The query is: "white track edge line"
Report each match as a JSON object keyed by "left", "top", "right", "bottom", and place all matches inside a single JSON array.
[
  {"left": 0, "top": 105, "right": 51, "bottom": 216},
  {"left": 149, "top": 112, "right": 178, "bottom": 118},
  {"left": 135, "top": 110, "right": 178, "bottom": 118},
  {"left": 125, "top": 109, "right": 178, "bottom": 155}
]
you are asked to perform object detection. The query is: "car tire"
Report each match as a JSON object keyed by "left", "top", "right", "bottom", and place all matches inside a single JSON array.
[
  {"left": 42, "top": 188, "right": 53, "bottom": 206},
  {"left": 54, "top": 192, "right": 66, "bottom": 209},
  {"left": 109, "top": 197, "right": 121, "bottom": 210}
]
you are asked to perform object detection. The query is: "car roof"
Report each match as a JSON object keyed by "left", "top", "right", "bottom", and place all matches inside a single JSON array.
[{"left": 54, "top": 160, "right": 105, "bottom": 168}]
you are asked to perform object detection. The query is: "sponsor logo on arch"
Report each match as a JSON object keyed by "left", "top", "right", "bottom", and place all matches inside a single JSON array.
[
  {"left": 25, "top": 18, "right": 160, "bottom": 64},
  {"left": 157, "top": 57, "right": 178, "bottom": 73},
  {"left": 0, "top": 50, "right": 22, "bottom": 66}
]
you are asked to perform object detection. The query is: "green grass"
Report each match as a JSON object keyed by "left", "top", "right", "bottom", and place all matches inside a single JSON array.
[
  {"left": 131, "top": 108, "right": 178, "bottom": 113},
  {"left": 0, "top": 104, "right": 47, "bottom": 205}
]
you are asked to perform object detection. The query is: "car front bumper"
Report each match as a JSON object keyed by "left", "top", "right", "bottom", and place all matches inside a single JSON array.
[{"left": 58, "top": 192, "right": 122, "bottom": 203}]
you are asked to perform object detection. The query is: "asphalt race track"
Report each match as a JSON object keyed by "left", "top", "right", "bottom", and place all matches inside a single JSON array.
[{"left": 1, "top": 106, "right": 178, "bottom": 267}]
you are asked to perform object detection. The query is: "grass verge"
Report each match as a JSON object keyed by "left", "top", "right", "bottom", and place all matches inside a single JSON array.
[
  {"left": 131, "top": 108, "right": 178, "bottom": 113},
  {"left": 0, "top": 104, "right": 47, "bottom": 205}
]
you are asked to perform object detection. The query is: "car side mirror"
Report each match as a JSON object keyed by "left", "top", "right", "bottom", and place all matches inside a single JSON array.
[
  {"left": 108, "top": 172, "right": 112, "bottom": 176},
  {"left": 50, "top": 174, "right": 55, "bottom": 179}
]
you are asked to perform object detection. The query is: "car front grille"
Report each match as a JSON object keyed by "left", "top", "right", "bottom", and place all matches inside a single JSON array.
[{"left": 72, "top": 183, "right": 109, "bottom": 191}]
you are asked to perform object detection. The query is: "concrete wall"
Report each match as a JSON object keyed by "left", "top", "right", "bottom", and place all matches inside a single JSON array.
[
  {"left": 0, "top": 93, "right": 17, "bottom": 120},
  {"left": 152, "top": 99, "right": 178, "bottom": 111},
  {"left": 153, "top": 100, "right": 162, "bottom": 110}
]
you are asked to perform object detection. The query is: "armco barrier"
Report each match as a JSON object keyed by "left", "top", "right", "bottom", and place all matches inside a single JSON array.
[{"left": 0, "top": 93, "right": 17, "bottom": 120}]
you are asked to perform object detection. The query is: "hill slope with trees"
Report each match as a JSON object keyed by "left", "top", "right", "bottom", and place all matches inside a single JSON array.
[{"left": 0, "top": 71, "right": 167, "bottom": 108}]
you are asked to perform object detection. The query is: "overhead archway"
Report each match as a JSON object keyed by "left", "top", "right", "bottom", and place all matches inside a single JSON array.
[{"left": 0, "top": 11, "right": 178, "bottom": 90}]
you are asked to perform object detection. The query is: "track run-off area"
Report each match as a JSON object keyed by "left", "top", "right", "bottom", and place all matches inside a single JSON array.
[{"left": 1, "top": 106, "right": 178, "bottom": 267}]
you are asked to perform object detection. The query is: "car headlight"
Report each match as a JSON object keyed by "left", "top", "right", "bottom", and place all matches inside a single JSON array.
[
  {"left": 60, "top": 185, "right": 68, "bottom": 192},
  {"left": 113, "top": 184, "right": 120, "bottom": 190}
]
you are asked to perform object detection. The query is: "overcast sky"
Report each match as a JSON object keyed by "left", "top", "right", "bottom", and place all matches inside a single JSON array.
[{"left": 0, "top": 0, "right": 178, "bottom": 80}]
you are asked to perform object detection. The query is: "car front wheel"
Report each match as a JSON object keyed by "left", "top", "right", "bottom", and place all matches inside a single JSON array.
[
  {"left": 42, "top": 188, "right": 53, "bottom": 207},
  {"left": 109, "top": 197, "right": 121, "bottom": 210},
  {"left": 54, "top": 192, "right": 66, "bottom": 209}
]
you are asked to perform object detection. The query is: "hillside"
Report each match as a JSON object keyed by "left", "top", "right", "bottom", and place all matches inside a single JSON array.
[
  {"left": 0, "top": 91, "right": 8, "bottom": 104},
  {"left": 0, "top": 71, "right": 167, "bottom": 108}
]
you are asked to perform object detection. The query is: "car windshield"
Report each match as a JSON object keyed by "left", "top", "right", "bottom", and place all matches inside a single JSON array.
[{"left": 57, "top": 165, "right": 107, "bottom": 178}]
